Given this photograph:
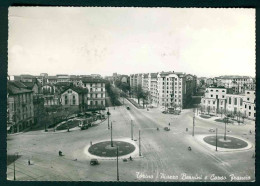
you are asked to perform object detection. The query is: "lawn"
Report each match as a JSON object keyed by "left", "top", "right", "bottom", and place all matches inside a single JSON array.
[
  {"left": 199, "top": 114, "right": 211, "bottom": 119},
  {"left": 56, "top": 120, "right": 80, "bottom": 131}
]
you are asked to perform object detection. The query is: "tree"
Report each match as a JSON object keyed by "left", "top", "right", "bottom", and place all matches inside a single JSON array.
[
  {"left": 136, "top": 84, "right": 144, "bottom": 105},
  {"left": 141, "top": 91, "right": 149, "bottom": 108}
]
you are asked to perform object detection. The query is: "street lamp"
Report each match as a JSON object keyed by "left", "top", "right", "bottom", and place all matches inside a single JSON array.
[
  {"left": 13, "top": 152, "right": 18, "bottom": 180},
  {"left": 131, "top": 120, "right": 133, "bottom": 140},
  {"left": 111, "top": 122, "right": 113, "bottom": 147},
  {"left": 224, "top": 117, "right": 228, "bottom": 140},
  {"left": 116, "top": 146, "right": 119, "bottom": 181},
  {"left": 192, "top": 114, "right": 195, "bottom": 136},
  {"left": 216, "top": 128, "right": 218, "bottom": 151},
  {"left": 107, "top": 108, "right": 110, "bottom": 129},
  {"left": 139, "top": 130, "right": 141, "bottom": 156}
]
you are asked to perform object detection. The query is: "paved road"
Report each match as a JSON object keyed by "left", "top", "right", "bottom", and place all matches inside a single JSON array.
[{"left": 7, "top": 98, "right": 255, "bottom": 181}]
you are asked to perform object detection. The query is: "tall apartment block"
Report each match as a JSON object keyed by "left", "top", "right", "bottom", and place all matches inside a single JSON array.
[{"left": 130, "top": 71, "right": 197, "bottom": 109}]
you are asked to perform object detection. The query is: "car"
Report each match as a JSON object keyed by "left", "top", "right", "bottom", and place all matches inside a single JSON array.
[
  {"left": 90, "top": 159, "right": 99, "bottom": 165},
  {"left": 162, "top": 111, "right": 168, "bottom": 114},
  {"left": 81, "top": 125, "right": 88, "bottom": 130},
  {"left": 209, "top": 128, "right": 215, "bottom": 132},
  {"left": 164, "top": 127, "right": 170, "bottom": 131},
  {"left": 127, "top": 107, "right": 130, "bottom": 110}
]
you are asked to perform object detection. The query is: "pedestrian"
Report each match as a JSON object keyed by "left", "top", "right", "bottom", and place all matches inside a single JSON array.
[
  {"left": 168, "top": 123, "right": 170, "bottom": 126},
  {"left": 28, "top": 159, "right": 31, "bottom": 165},
  {"left": 90, "top": 141, "right": 92, "bottom": 146}
]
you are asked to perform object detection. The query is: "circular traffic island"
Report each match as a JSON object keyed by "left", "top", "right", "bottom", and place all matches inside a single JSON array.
[
  {"left": 203, "top": 136, "right": 248, "bottom": 149},
  {"left": 88, "top": 141, "right": 136, "bottom": 157}
]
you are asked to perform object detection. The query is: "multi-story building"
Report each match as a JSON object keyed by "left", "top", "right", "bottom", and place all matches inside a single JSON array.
[
  {"left": 57, "top": 74, "right": 70, "bottom": 82},
  {"left": 60, "top": 86, "right": 88, "bottom": 112},
  {"left": 243, "top": 90, "right": 256, "bottom": 120},
  {"left": 130, "top": 71, "right": 197, "bottom": 109},
  {"left": 215, "top": 75, "right": 254, "bottom": 94},
  {"left": 78, "top": 78, "right": 106, "bottom": 110},
  {"left": 7, "top": 81, "right": 34, "bottom": 133},
  {"left": 47, "top": 76, "right": 58, "bottom": 84},
  {"left": 200, "top": 87, "right": 256, "bottom": 120}
]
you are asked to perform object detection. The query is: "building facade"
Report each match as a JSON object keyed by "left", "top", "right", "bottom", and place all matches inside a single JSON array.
[
  {"left": 7, "top": 81, "right": 34, "bottom": 133},
  {"left": 130, "top": 71, "right": 197, "bottom": 109},
  {"left": 76, "top": 78, "right": 106, "bottom": 110},
  {"left": 200, "top": 87, "right": 256, "bottom": 120}
]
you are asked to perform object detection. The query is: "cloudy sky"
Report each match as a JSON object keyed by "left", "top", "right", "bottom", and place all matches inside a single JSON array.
[{"left": 8, "top": 7, "right": 255, "bottom": 77}]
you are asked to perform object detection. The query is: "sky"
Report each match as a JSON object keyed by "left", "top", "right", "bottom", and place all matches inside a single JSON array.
[{"left": 8, "top": 7, "right": 255, "bottom": 77}]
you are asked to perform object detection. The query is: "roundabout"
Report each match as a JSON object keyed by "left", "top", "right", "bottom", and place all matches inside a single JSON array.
[
  {"left": 203, "top": 136, "right": 248, "bottom": 149},
  {"left": 88, "top": 140, "right": 136, "bottom": 157},
  {"left": 195, "top": 134, "right": 253, "bottom": 152}
]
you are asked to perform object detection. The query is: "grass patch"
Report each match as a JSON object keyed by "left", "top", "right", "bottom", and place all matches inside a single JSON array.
[
  {"left": 56, "top": 120, "right": 79, "bottom": 131},
  {"left": 200, "top": 114, "right": 211, "bottom": 119}
]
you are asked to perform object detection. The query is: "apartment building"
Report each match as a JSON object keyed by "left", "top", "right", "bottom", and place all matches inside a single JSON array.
[
  {"left": 243, "top": 90, "right": 256, "bottom": 119},
  {"left": 200, "top": 87, "right": 256, "bottom": 120},
  {"left": 7, "top": 81, "right": 34, "bottom": 133},
  {"left": 215, "top": 75, "right": 254, "bottom": 93},
  {"left": 130, "top": 71, "right": 197, "bottom": 109},
  {"left": 60, "top": 86, "right": 88, "bottom": 112},
  {"left": 79, "top": 78, "right": 106, "bottom": 110}
]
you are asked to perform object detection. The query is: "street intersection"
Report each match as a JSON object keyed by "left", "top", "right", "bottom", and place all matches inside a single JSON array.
[{"left": 7, "top": 98, "right": 255, "bottom": 181}]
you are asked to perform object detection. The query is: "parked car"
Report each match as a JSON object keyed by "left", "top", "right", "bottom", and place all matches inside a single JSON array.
[
  {"left": 209, "top": 128, "right": 215, "bottom": 132},
  {"left": 164, "top": 127, "right": 170, "bottom": 131},
  {"left": 162, "top": 111, "right": 168, "bottom": 114},
  {"left": 81, "top": 125, "right": 88, "bottom": 130},
  {"left": 90, "top": 159, "right": 99, "bottom": 165}
]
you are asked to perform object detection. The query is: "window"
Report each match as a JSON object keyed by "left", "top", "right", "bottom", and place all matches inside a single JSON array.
[
  {"left": 216, "top": 90, "right": 219, "bottom": 92},
  {"left": 249, "top": 112, "right": 251, "bottom": 116},
  {"left": 240, "top": 98, "right": 243, "bottom": 106},
  {"left": 222, "top": 95, "right": 225, "bottom": 98},
  {"left": 249, "top": 106, "right": 251, "bottom": 110},
  {"left": 90, "top": 101, "right": 93, "bottom": 105},
  {"left": 221, "top": 101, "right": 223, "bottom": 105},
  {"left": 213, "top": 101, "right": 215, "bottom": 104},
  {"left": 247, "top": 98, "right": 250, "bottom": 101},
  {"left": 211, "top": 95, "right": 213, "bottom": 97},
  {"left": 245, "top": 105, "right": 247, "bottom": 108},
  {"left": 101, "top": 101, "right": 103, "bottom": 105},
  {"left": 208, "top": 101, "right": 210, "bottom": 104},
  {"left": 229, "top": 97, "right": 231, "bottom": 104},
  {"left": 90, "top": 84, "right": 93, "bottom": 87},
  {"left": 210, "top": 90, "right": 213, "bottom": 92},
  {"left": 247, "top": 92, "right": 250, "bottom": 94},
  {"left": 222, "top": 90, "right": 225, "bottom": 92},
  {"left": 95, "top": 101, "right": 98, "bottom": 105},
  {"left": 90, "top": 88, "right": 92, "bottom": 92},
  {"left": 234, "top": 98, "right": 237, "bottom": 105}
]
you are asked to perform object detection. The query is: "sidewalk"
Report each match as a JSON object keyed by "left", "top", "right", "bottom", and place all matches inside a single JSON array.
[{"left": 196, "top": 112, "right": 253, "bottom": 126}]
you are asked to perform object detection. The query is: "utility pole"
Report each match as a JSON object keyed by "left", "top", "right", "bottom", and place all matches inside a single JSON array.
[
  {"left": 117, "top": 146, "right": 119, "bottom": 181},
  {"left": 224, "top": 117, "right": 227, "bottom": 140},
  {"left": 111, "top": 122, "right": 113, "bottom": 147},
  {"left": 216, "top": 128, "right": 218, "bottom": 151},
  {"left": 192, "top": 115, "right": 195, "bottom": 136},
  {"left": 139, "top": 130, "right": 141, "bottom": 156},
  {"left": 107, "top": 108, "right": 110, "bottom": 129},
  {"left": 14, "top": 152, "right": 18, "bottom": 180},
  {"left": 131, "top": 120, "right": 133, "bottom": 140}
]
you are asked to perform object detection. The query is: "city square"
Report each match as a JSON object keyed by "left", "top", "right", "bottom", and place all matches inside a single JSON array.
[
  {"left": 6, "top": 7, "right": 256, "bottom": 182},
  {"left": 7, "top": 97, "right": 255, "bottom": 181}
]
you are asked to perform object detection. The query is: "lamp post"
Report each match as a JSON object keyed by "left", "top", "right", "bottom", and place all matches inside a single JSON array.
[
  {"left": 111, "top": 121, "right": 113, "bottom": 147},
  {"left": 117, "top": 146, "right": 119, "bottom": 181},
  {"left": 107, "top": 108, "right": 110, "bottom": 129},
  {"left": 224, "top": 117, "right": 228, "bottom": 140},
  {"left": 139, "top": 130, "right": 141, "bottom": 156},
  {"left": 14, "top": 152, "right": 18, "bottom": 180},
  {"left": 216, "top": 128, "right": 218, "bottom": 151},
  {"left": 131, "top": 120, "right": 133, "bottom": 140},
  {"left": 192, "top": 114, "right": 195, "bottom": 136}
]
